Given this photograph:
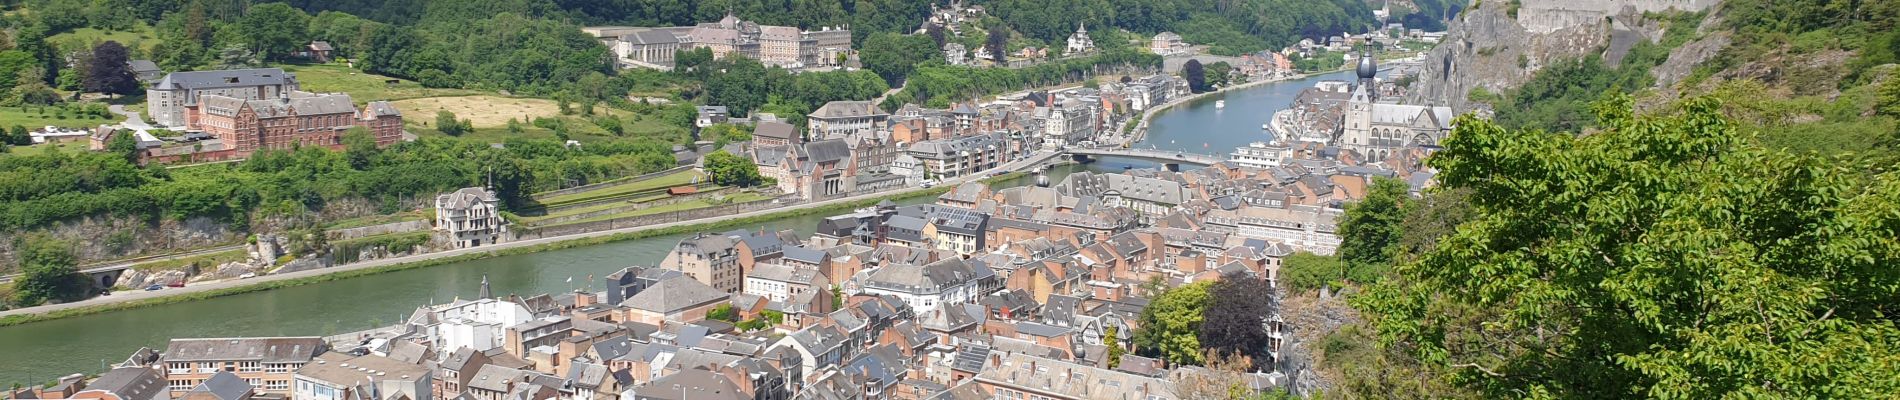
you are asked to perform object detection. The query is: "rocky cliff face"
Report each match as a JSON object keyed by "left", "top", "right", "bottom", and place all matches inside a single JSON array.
[
  {"left": 0, "top": 215, "right": 239, "bottom": 271},
  {"left": 1406, "top": 1, "right": 1611, "bottom": 111},
  {"left": 0, "top": 197, "right": 428, "bottom": 271}
]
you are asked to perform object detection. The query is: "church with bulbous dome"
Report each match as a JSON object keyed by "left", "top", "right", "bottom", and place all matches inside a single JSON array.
[{"left": 1337, "top": 51, "right": 1456, "bottom": 161}]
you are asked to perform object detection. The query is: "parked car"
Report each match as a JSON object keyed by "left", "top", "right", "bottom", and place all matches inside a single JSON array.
[
  {"left": 167, "top": 281, "right": 185, "bottom": 288},
  {"left": 239, "top": 273, "right": 256, "bottom": 279},
  {"left": 144, "top": 285, "right": 163, "bottom": 291}
]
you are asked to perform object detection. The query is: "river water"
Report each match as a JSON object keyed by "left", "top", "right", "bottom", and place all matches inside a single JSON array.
[{"left": 0, "top": 70, "right": 1352, "bottom": 385}]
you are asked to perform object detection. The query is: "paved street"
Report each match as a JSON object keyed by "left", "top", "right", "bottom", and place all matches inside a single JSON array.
[{"left": 108, "top": 104, "right": 154, "bottom": 131}]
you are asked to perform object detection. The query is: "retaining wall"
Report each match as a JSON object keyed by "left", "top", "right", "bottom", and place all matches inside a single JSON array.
[
  {"left": 529, "top": 165, "right": 694, "bottom": 200},
  {"left": 328, "top": 220, "right": 432, "bottom": 241},
  {"left": 514, "top": 196, "right": 797, "bottom": 240}
]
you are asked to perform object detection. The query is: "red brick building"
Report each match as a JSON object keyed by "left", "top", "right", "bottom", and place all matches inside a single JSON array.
[{"left": 189, "top": 91, "right": 402, "bottom": 158}]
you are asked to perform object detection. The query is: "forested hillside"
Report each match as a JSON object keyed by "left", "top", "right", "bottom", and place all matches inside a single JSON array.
[{"left": 1300, "top": 0, "right": 1900, "bottom": 398}]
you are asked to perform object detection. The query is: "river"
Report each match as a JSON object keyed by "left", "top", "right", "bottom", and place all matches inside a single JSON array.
[{"left": 0, "top": 70, "right": 1350, "bottom": 386}]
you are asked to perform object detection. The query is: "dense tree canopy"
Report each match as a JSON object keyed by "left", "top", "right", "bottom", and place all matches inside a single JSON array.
[
  {"left": 1182, "top": 59, "right": 1206, "bottom": 93},
  {"left": 84, "top": 41, "right": 140, "bottom": 96},
  {"left": 860, "top": 32, "right": 942, "bottom": 86},
  {"left": 1357, "top": 95, "right": 1900, "bottom": 398},
  {"left": 1200, "top": 273, "right": 1278, "bottom": 371},
  {"left": 989, "top": 0, "right": 1377, "bottom": 56},
  {"left": 1335, "top": 177, "right": 1410, "bottom": 270},
  {"left": 238, "top": 3, "right": 314, "bottom": 60},
  {"left": 703, "top": 152, "right": 770, "bottom": 188},
  {"left": 10, "top": 235, "right": 85, "bottom": 306},
  {"left": 1134, "top": 280, "right": 1211, "bottom": 366}
]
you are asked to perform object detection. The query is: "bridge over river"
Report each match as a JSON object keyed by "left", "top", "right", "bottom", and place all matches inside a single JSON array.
[{"left": 1066, "top": 147, "right": 1223, "bottom": 171}]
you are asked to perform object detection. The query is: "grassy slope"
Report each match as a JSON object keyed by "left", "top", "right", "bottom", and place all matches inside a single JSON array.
[
  {"left": 0, "top": 106, "right": 117, "bottom": 129},
  {"left": 534, "top": 169, "right": 704, "bottom": 204},
  {"left": 284, "top": 63, "right": 482, "bottom": 103},
  {"left": 47, "top": 22, "right": 162, "bottom": 53}
]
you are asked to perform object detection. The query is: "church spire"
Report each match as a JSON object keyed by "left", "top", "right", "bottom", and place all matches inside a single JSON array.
[{"left": 479, "top": 275, "right": 491, "bottom": 299}]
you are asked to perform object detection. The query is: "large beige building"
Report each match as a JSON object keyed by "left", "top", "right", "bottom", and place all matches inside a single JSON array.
[
  {"left": 659, "top": 233, "right": 744, "bottom": 293},
  {"left": 583, "top": 14, "right": 853, "bottom": 70},
  {"left": 162, "top": 337, "right": 327, "bottom": 397}
]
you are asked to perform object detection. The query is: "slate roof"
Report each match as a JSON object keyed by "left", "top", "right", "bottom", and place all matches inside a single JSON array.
[
  {"left": 1013, "top": 321, "right": 1071, "bottom": 338},
  {"left": 589, "top": 334, "right": 634, "bottom": 361},
  {"left": 620, "top": 30, "right": 681, "bottom": 45},
  {"left": 1043, "top": 295, "right": 1079, "bottom": 326},
  {"left": 84, "top": 367, "right": 168, "bottom": 400},
  {"left": 164, "top": 337, "right": 326, "bottom": 363},
  {"left": 782, "top": 246, "right": 828, "bottom": 264},
  {"left": 467, "top": 364, "right": 523, "bottom": 393},
  {"left": 127, "top": 60, "right": 160, "bottom": 73},
  {"left": 865, "top": 258, "right": 983, "bottom": 293},
  {"left": 951, "top": 342, "right": 991, "bottom": 372},
  {"left": 811, "top": 101, "right": 887, "bottom": 119},
  {"left": 804, "top": 139, "right": 852, "bottom": 164},
  {"left": 364, "top": 101, "right": 401, "bottom": 117},
  {"left": 300, "top": 353, "right": 430, "bottom": 386},
  {"left": 188, "top": 372, "right": 251, "bottom": 400},
  {"left": 634, "top": 369, "right": 749, "bottom": 400},
  {"left": 754, "top": 121, "right": 797, "bottom": 140},
  {"left": 442, "top": 348, "right": 480, "bottom": 371},
  {"left": 151, "top": 68, "right": 293, "bottom": 91},
  {"left": 623, "top": 276, "right": 728, "bottom": 314}
]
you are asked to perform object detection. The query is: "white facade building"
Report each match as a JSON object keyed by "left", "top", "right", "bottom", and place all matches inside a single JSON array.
[{"left": 435, "top": 187, "right": 506, "bottom": 248}]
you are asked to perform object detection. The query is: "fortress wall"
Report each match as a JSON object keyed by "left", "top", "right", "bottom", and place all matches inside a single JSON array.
[{"left": 1516, "top": 0, "right": 1715, "bottom": 33}]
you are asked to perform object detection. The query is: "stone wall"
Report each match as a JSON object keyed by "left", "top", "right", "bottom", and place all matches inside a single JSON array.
[
  {"left": 1516, "top": 0, "right": 1716, "bottom": 33},
  {"left": 327, "top": 220, "right": 433, "bottom": 241}
]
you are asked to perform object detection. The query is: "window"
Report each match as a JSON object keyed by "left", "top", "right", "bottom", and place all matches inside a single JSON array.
[{"left": 266, "top": 380, "right": 289, "bottom": 391}]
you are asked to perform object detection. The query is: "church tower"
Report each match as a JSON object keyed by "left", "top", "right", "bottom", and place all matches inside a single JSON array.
[{"left": 1339, "top": 51, "right": 1378, "bottom": 151}]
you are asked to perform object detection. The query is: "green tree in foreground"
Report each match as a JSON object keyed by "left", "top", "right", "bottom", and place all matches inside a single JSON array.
[
  {"left": 703, "top": 151, "right": 770, "bottom": 188},
  {"left": 342, "top": 128, "right": 378, "bottom": 170},
  {"left": 11, "top": 235, "right": 85, "bottom": 306},
  {"left": 1133, "top": 280, "right": 1211, "bottom": 366},
  {"left": 106, "top": 129, "right": 140, "bottom": 164},
  {"left": 1335, "top": 176, "right": 1411, "bottom": 280},
  {"left": 1357, "top": 94, "right": 1900, "bottom": 398}
]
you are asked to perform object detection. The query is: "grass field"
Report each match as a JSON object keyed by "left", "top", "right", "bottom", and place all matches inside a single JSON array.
[
  {"left": 401, "top": 97, "right": 690, "bottom": 144},
  {"left": 4, "top": 140, "right": 88, "bottom": 156},
  {"left": 0, "top": 106, "right": 117, "bottom": 129},
  {"left": 284, "top": 63, "right": 481, "bottom": 102},
  {"left": 395, "top": 96, "right": 561, "bottom": 128},
  {"left": 48, "top": 23, "right": 162, "bottom": 53},
  {"left": 534, "top": 169, "right": 704, "bottom": 204}
]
